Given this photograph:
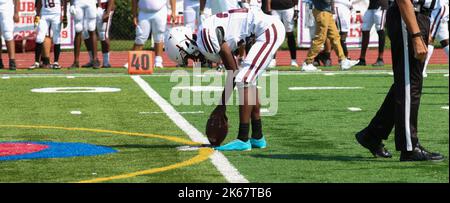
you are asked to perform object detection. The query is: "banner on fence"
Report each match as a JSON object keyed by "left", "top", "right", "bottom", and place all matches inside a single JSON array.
[{"left": 1, "top": 0, "right": 74, "bottom": 50}]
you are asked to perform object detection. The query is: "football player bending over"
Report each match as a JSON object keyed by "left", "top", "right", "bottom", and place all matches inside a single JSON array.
[{"left": 166, "top": 8, "right": 285, "bottom": 151}]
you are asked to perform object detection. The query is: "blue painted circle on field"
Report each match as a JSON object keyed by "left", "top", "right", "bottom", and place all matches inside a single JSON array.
[{"left": 0, "top": 141, "right": 117, "bottom": 161}]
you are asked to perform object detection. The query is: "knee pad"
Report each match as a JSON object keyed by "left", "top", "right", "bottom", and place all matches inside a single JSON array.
[{"left": 2, "top": 32, "right": 13, "bottom": 41}]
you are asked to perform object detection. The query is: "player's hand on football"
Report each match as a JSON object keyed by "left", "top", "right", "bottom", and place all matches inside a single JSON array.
[
  {"left": 412, "top": 35, "right": 428, "bottom": 62},
  {"left": 69, "top": 5, "right": 77, "bottom": 16}
]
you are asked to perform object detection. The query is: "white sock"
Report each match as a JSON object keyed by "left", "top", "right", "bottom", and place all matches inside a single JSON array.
[
  {"left": 103, "top": 53, "right": 110, "bottom": 65},
  {"left": 444, "top": 45, "right": 449, "bottom": 57},
  {"left": 155, "top": 56, "right": 163, "bottom": 65},
  {"left": 423, "top": 45, "right": 434, "bottom": 75}
]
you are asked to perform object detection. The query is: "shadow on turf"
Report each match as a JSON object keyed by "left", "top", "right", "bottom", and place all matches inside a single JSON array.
[{"left": 249, "top": 154, "right": 390, "bottom": 162}]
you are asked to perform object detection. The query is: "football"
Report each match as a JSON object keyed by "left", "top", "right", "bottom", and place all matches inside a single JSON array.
[{"left": 205, "top": 113, "right": 229, "bottom": 146}]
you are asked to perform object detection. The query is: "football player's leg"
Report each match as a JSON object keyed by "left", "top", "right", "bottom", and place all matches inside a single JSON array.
[
  {"left": 82, "top": 22, "right": 94, "bottom": 65},
  {"left": 359, "top": 10, "right": 374, "bottom": 65},
  {"left": 73, "top": 5, "right": 85, "bottom": 66},
  {"left": 269, "top": 10, "right": 282, "bottom": 67},
  {"left": 235, "top": 23, "right": 284, "bottom": 146},
  {"left": 337, "top": 6, "right": 350, "bottom": 58},
  {"left": 134, "top": 12, "right": 150, "bottom": 51},
  {"left": 152, "top": 7, "right": 168, "bottom": 68},
  {"left": 374, "top": 9, "right": 387, "bottom": 63},
  {"left": 437, "top": 21, "right": 449, "bottom": 57},
  {"left": 1, "top": 8, "right": 16, "bottom": 69},
  {"left": 34, "top": 17, "right": 49, "bottom": 66},
  {"left": 86, "top": 5, "right": 99, "bottom": 67},
  {"left": 283, "top": 8, "right": 297, "bottom": 66},
  {"left": 51, "top": 17, "right": 62, "bottom": 66},
  {"left": 184, "top": 5, "right": 197, "bottom": 32},
  {"left": 100, "top": 11, "right": 113, "bottom": 67}
]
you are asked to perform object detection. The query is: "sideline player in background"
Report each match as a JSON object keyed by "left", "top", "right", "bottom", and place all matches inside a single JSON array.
[
  {"left": 126, "top": 0, "right": 176, "bottom": 69},
  {"left": 314, "top": 0, "right": 354, "bottom": 66},
  {"left": 334, "top": 0, "right": 353, "bottom": 59},
  {"left": 266, "top": 0, "right": 299, "bottom": 68},
  {"left": 302, "top": 0, "right": 359, "bottom": 71},
  {"left": 356, "top": 0, "right": 444, "bottom": 161},
  {"left": 423, "top": 0, "right": 449, "bottom": 77},
  {"left": 184, "top": 0, "right": 200, "bottom": 33},
  {"left": 0, "top": 0, "right": 20, "bottom": 70},
  {"left": 200, "top": 0, "right": 240, "bottom": 16},
  {"left": 241, "top": 0, "right": 263, "bottom": 10},
  {"left": 70, "top": 0, "right": 100, "bottom": 68},
  {"left": 29, "top": 0, "right": 68, "bottom": 70},
  {"left": 82, "top": 0, "right": 115, "bottom": 68},
  {"left": 356, "top": 0, "right": 388, "bottom": 66}
]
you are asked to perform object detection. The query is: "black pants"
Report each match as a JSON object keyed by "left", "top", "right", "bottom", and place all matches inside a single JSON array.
[{"left": 366, "top": 6, "right": 430, "bottom": 152}]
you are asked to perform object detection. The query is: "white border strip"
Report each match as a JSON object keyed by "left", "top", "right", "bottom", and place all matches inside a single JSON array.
[
  {"left": 401, "top": 20, "right": 413, "bottom": 151},
  {"left": 131, "top": 75, "right": 248, "bottom": 183}
]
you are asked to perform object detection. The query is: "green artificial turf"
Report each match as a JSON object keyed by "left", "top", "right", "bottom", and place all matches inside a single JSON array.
[{"left": 0, "top": 66, "right": 448, "bottom": 183}]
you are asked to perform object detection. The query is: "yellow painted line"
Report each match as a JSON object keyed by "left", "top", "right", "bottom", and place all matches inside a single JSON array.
[
  {"left": 78, "top": 147, "right": 214, "bottom": 183},
  {"left": 0, "top": 124, "right": 199, "bottom": 145},
  {"left": 0, "top": 124, "right": 213, "bottom": 183}
]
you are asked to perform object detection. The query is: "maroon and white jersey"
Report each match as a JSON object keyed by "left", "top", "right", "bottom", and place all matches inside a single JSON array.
[
  {"left": 40, "top": 0, "right": 62, "bottom": 15},
  {"left": 197, "top": 8, "right": 276, "bottom": 62}
]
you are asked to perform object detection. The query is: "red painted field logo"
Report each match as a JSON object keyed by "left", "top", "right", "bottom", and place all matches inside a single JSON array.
[
  {"left": 128, "top": 51, "right": 154, "bottom": 75},
  {"left": 0, "top": 143, "right": 48, "bottom": 157}
]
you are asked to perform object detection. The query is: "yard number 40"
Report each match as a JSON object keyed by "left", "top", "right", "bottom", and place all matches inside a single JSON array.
[{"left": 128, "top": 51, "right": 154, "bottom": 75}]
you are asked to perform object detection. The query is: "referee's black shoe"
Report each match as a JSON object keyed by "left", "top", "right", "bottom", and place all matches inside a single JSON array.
[
  {"left": 356, "top": 128, "right": 392, "bottom": 158},
  {"left": 400, "top": 144, "right": 444, "bottom": 162}
]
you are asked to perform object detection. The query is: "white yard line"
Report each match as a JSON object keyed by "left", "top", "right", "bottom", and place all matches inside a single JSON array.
[
  {"left": 131, "top": 75, "right": 248, "bottom": 183},
  {"left": 289, "top": 86, "right": 364, "bottom": 90},
  {"left": 2, "top": 69, "right": 448, "bottom": 78}
]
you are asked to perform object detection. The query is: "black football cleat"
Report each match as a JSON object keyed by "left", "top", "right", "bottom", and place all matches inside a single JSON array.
[
  {"left": 400, "top": 144, "right": 444, "bottom": 162},
  {"left": 9, "top": 60, "right": 16, "bottom": 70},
  {"left": 69, "top": 62, "right": 80, "bottom": 69},
  {"left": 372, "top": 58, "right": 384, "bottom": 67},
  {"left": 92, "top": 59, "right": 101, "bottom": 69},
  {"left": 355, "top": 128, "right": 392, "bottom": 158},
  {"left": 355, "top": 58, "right": 366, "bottom": 66},
  {"left": 82, "top": 61, "right": 94, "bottom": 68}
]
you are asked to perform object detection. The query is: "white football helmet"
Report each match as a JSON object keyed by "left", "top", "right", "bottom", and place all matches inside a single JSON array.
[{"left": 164, "top": 26, "right": 200, "bottom": 65}]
